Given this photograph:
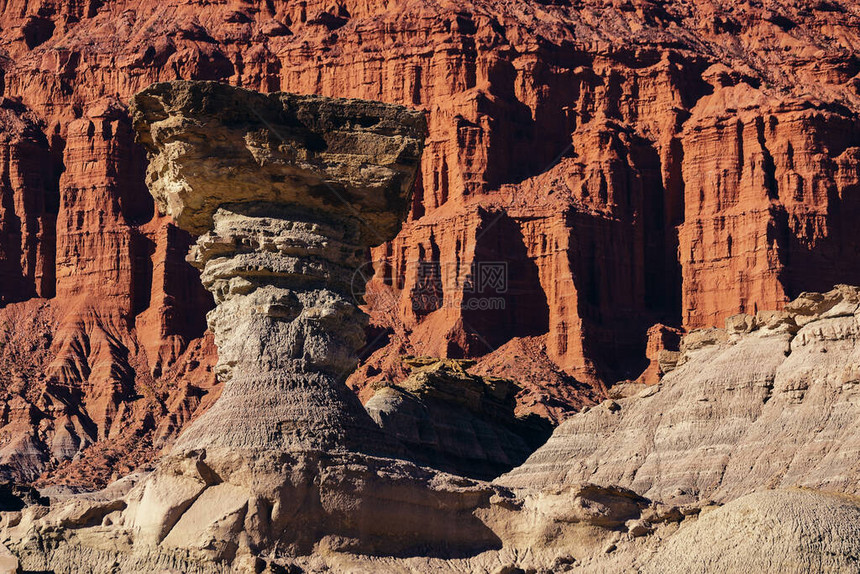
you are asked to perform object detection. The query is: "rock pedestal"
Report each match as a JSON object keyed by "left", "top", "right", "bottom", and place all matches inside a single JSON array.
[
  {"left": 175, "top": 206, "right": 385, "bottom": 453},
  {"left": 131, "top": 80, "right": 426, "bottom": 456},
  {"left": 32, "top": 81, "right": 499, "bottom": 566}
]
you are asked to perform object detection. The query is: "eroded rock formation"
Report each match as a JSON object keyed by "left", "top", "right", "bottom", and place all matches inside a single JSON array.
[
  {"left": 501, "top": 285, "right": 860, "bottom": 506},
  {"left": 3, "top": 95, "right": 859, "bottom": 571},
  {"left": 6, "top": 286, "right": 860, "bottom": 574},
  {"left": 0, "top": 1, "right": 859, "bottom": 484},
  {"left": 0, "top": 80, "right": 522, "bottom": 572},
  {"left": 131, "top": 80, "right": 426, "bottom": 456},
  {"left": 364, "top": 357, "right": 553, "bottom": 479}
]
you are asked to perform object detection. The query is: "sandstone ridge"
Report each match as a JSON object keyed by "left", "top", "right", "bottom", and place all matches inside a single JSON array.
[{"left": 502, "top": 285, "right": 860, "bottom": 505}]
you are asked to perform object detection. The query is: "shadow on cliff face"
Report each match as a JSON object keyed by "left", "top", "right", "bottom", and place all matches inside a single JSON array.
[
  {"left": 0, "top": 101, "right": 57, "bottom": 307},
  {"left": 457, "top": 213, "right": 550, "bottom": 355},
  {"left": 775, "top": 158, "right": 860, "bottom": 299},
  {"left": 567, "top": 128, "right": 681, "bottom": 383},
  {"left": 21, "top": 16, "right": 55, "bottom": 50},
  {"left": 480, "top": 52, "right": 579, "bottom": 191},
  {"left": 569, "top": 212, "right": 652, "bottom": 382},
  {"left": 365, "top": 358, "right": 554, "bottom": 481}
]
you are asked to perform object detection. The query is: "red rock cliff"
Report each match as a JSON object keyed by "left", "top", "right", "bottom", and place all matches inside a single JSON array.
[{"left": 0, "top": 0, "right": 858, "bottom": 485}]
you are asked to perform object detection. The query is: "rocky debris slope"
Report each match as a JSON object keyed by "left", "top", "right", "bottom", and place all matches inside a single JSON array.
[
  {"left": 1, "top": 1, "right": 860, "bottom": 483},
  {"left": 501, "top": 285, "right": 860, "bottom": 507},
  {"left": 0, "top": 298, "right": 219, "bottom": 488},
  {"left": 365, "top": 357, "right": 552, "bottom": 479}
]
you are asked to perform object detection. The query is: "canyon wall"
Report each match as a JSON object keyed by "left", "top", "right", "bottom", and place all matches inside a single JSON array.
[{"left": 0, "top": 0, "right": 858, "bottom": 485}]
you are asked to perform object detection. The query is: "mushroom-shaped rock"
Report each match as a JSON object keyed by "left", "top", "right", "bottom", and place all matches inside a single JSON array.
[
  {"left": 131, "top": 80, "right": 425, "bottom": 241},
  {"left": 130, "top": 81, "right": 426, "bottom": 455},
  {"left": 1, "top": 83, "right": 504, "bottom": 571}
]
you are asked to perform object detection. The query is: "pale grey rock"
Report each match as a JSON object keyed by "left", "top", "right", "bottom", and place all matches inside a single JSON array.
[
  {"left": 725, "top": 312, "right": 757, "bottom": 334},
  {"left": 656, "top": 349, "right": 681, "bottom": 374},
  {"left": 640, "top": 489, "right": 860, "bottom": 574},
  {"left": 127, "top": 451, "right": 215, "bottom": 545},
  {"left": 364, "top": 359, "right": 552, "bottom": 480},
  {"left": 0, "top": 543, "right": 17, "bottom": 574},
  {"left": 500, "top": 286, "right": 860, "bottom": 506}
]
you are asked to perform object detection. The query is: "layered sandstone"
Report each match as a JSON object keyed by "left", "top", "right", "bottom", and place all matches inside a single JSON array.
[
  {"left": 639, "top": 489, "right": 860, "bottom": 574},
  {"left": 1, "top": 80, "right": 515, "bottom": 571},
  {"left": 6, "top": 289, "right": 860, "bottom": 573},
  {"left": 0, "top": 0, "right": 859, "bottom": 488},
  {"left": 130, "top": 80, "right": 425, "bottom": 456},
  {"left": 365, "top": 357, "right": 552, "bottom": 479},
  {"left": 501, "top": 285, "right": 860, "bottom": 506}
]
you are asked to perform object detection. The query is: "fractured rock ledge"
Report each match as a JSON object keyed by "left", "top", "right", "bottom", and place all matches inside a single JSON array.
[
  {"left": 132, "top": 80, "right": 424, "bottom": 242},
  {"left": 365, "top": 358, "right": 552, "bottom": 480}
]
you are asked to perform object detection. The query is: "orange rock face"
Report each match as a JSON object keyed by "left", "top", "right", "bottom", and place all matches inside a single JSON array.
[{"left": 0, "top": 0, "right": 858, "bottom": 485}]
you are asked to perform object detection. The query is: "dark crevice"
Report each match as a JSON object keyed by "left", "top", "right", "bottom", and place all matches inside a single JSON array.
[
  {"left": 460, "top": 213, "right": 550, "bottom": 354},
  {"left": 131, "top": 231, "right": 155, "bottom": 317},
  {"left": 756, "top": 116, "right": 779, "bottom": 200},
  {"left": 22, "top": 17, "right": 55, "bottom": 49}
]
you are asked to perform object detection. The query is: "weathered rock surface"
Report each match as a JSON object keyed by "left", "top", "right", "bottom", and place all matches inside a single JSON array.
[
  {"left": 0, "top": 297, "right": 219, "bottom": 487},
  {"left": 0, "top": 3, "right": 859, "bottom": 571},
  {"left": 4, "top": 288, "right": 860, "bottom": 572},
  {"left": 639, "top": 489, "right": 860, "bottom": 574},
  {"left": 364, "top": 358, "right": 552, "bottom": 479},
  {"left": 0, "top": 80, "right": 521, "bottom": 571},
  {"left": 0, "top": 543, "right": 16, "bottom": 574},
  {"left": 1, "top": 0, "right": 860, "bottom": 483},
  {"left": 131, "top": 80, "right": 425, "bottom": 456},
  {"left": 501, "top": 285, "right": 860, "bottom": 506}
]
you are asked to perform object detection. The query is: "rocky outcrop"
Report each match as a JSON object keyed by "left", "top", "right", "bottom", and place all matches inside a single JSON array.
[
  {"left": 678, "top": 89, "right": 860, "bottom": 329},
  {"left": 639, "top": 489, "right": 860, "bottom": 574},
  {"left": 130, "top": 80, "right": 425, "bottom": 456},
  {"left": 501, "top": 285, "right": 860, "bottom": 506},
  {"left": 365, "top": 357, "right": 552, "bottom": 479},
  {"left": 0, "top": 81, "right": 518, "bottom": 572},
  {"left": 5, "top": 285, "right": 860, "bottom": 573}
]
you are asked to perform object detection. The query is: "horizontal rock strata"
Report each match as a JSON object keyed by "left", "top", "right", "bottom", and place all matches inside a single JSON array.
[
  {"left": 500, "top": 285, "right": 860, "bottom": 505},
  {"left": 1, "top": 2, "right": 860, "bottom": 483},
  {"left": 131, "top": 80, "right": 427, "bottom": 456},
  {"left": 5, "top": 287, "right": 860, "bottom": 573},
  {"left": 0, "top": 80, "right": 521, "bottom": 570}
]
